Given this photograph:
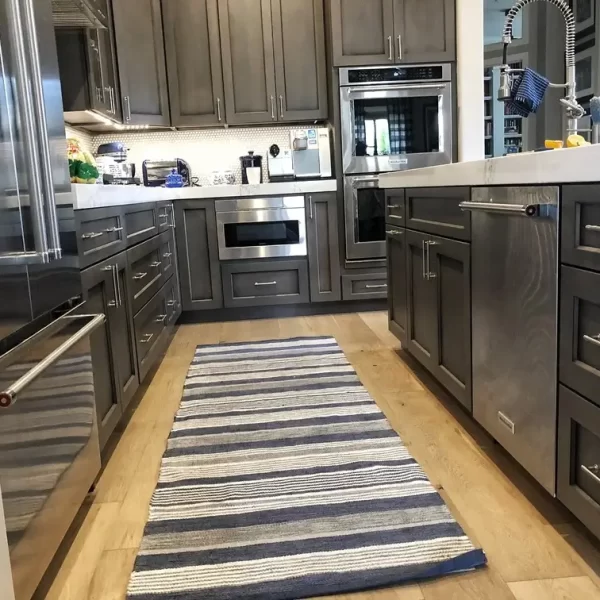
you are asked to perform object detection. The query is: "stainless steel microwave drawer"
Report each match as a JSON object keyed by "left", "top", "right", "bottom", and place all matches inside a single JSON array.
[
  {"left": 222, "top": 260, "right": 309, "bottom": 308},
  {"left": 557, "top": 384, "right": 600, "bottom": 540}
]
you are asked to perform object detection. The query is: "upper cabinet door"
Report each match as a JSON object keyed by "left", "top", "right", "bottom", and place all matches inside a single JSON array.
[
  {"left": 394, "top": 0, "right": 456, "bottom": 63},
  {"left": 163, "top": 0, "right": 225, "bottom": 127},
  {"left": 330, "top": 0, "right": 395, "bottom": 67},
  {"left": 271, "top": 0, "right": 328, "bottom": 121},
  {"left": 112, "top": 0, "right": 170, "bottom": 126},
  {"left": 218, "top": 0, "right": 277, "bottom": 125}
]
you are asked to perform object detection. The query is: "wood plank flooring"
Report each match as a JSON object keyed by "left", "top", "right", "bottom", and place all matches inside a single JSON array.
[{"left": 33, "top": 312, "right": 600, "bottom": 600}]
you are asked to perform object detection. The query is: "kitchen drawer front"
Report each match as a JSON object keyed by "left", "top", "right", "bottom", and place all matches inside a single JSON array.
[
  {"left": 160, "top": 229, "right": 176, "bottom": 283},
  {"left": 127, "top": 235, "right": 164, "bottom": 314},
  {"left": 559, "top": 266, "right": 600, "bottom": 409},
  {"left": 342, "top": 272, "right": 388, "bottom": 300},
  {"left": 386, "top": 190, "right": 405, "bottom": 228},
  {"left": 76, "top": 207, "right": 126, "bottom": 267},
  {"left": 222, "top": 260, "right": 309, "bottom": 308},
  {"left": 164, "top": 275, "right": 182, "bottom": 326},
  {"left": 557, "top": 385, "right": 600, "bottom": 540},
  {"left": 405, "top": 187, "right": 471, "bottom": 241},
  {"left": 124, "top": 203, "right": 159, "bottom": 246},
  {"left": 562, "top": 184, "right": 600, "bottom": 272},
  {"left": 157, "top": 202, "right": 174, "bottom": 232},
  {"left": 134, "top": 285, "right": 168, "bottom": 379}
]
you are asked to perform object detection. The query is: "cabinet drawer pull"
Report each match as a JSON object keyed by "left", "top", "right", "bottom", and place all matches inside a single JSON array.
[
  {"left": 254, "top": 281, "right": 277, "bottom": 287},
  {"left": 149, "top": 261, "right": 162, "bottom": 268},
  {"left": 498, "top": 411, "right": 515, "bottom": 434},
  {"left": 386, "top": 229, "right": 402, "bottom": 236},
  {"left": 81, "top": 231, "right": 104, "bottom": 240},
  {"left": 155, "top": 314, "right": 167, "bottom": 323},
  {"left": 581, "top": 464, "right": 600, "bottom": 484},
  {"left": 139, "top": 333, "right": 154, "bottom": 344},
  {"left": 163, "top": 252, "right": 173, "bottom": 258},
  {"left": 104, "top": 226, "right": 123, "bottom": 233},
  {"left": 365, "top": 284, "right": 387, "bottom": 289},
  {"left": 133, "top": 272, "right": 148, "bottom": 280},
  {"left": 583, "top": 334, "right": 600, "bottom": 347},
  {"left": 167, "top": 299, "right": 176, "bottom": 307},
  {"left": 585, "top": 224, "right": 600, "bottom": 232},
  {"left": 387, "top": 204, "right": 402, "bottom": 210}
]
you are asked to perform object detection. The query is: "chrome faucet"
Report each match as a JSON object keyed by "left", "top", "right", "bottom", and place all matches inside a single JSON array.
[{"left": 498, "top": 0, "right": 585, "bottom": 137}]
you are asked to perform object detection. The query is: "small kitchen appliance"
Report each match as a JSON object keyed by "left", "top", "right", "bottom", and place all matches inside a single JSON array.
[
  {"left": 267, "top": 144, "right": 294, "bottom": 182},
  {"left": 142, "top": 159, "right": 191, "bottom": 187},
  {"left": 240, "top": 151, "right": 263, "bottom": 185},
  {"left": 290, "top": 128, "right": 332, "bottom": 178}
]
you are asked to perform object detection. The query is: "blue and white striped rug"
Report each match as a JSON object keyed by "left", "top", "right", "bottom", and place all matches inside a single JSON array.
[{"left": 127, "top": 336, "right": 486, "bottom": 599}]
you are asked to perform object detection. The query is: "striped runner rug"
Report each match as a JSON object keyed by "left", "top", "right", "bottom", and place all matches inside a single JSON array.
[{"left": 128, "top": 336, "right": 486, "bottom": 600}]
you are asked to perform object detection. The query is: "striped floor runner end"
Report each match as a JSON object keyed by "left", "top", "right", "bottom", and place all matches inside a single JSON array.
[{"left": 128, "top": 336, "right": 486, "bottom": 600}]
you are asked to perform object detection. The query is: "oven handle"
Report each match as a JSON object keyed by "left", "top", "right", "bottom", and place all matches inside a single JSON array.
[{"left": 346, "top": 83, "right": 447, "bottom": 94}]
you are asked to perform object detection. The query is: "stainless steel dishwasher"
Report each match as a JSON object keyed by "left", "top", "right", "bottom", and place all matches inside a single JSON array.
[{"left": 461, "top": 187, "right": 559, "bottom": 495}]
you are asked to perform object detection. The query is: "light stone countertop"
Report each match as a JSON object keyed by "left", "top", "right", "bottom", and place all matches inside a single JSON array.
[
  {"left": 71, "top": 179, "right": 337, "bottom": 210},
  {"left": 378, "top": 145, "right": 600, "bottom": 189}
]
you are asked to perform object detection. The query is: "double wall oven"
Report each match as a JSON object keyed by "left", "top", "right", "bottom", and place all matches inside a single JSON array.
[{"left": 340, "top": 64, "right": 453, "bottom": 261}]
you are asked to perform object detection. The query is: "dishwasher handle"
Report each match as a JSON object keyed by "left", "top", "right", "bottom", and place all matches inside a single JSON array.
[{"left": 459, "top": 201, "right": 554, "bottom": 218}]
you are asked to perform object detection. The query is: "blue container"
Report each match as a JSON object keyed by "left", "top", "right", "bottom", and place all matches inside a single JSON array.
[{"left": 165, "top": 168, "right": 184, "bottom": 188}]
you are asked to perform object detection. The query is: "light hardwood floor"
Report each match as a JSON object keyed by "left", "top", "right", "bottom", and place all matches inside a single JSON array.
[{"left": 33, "top": 311, "right": 600, "bottom": 600}]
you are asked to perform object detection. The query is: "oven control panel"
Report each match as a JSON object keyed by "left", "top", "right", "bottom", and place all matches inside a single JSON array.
[{"left": 341, "top": 64, "right": 451, "bottom": 86}]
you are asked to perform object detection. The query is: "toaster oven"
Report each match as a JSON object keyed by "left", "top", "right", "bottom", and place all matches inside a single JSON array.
[{"left": 142, "top": 158, "right": 191, "bottom": 187}]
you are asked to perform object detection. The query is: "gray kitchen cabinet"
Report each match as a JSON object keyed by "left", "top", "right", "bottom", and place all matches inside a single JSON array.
[
  {"left": 329, "top": 0, "right": 394, "bottom": 67},
  {"left": 272, "top": 0, "right": 328, "bottom": 121},
  {"left": 162, "top": 0, "right": 225, "bottom": 127},
  {"left": 394, "top": 0, "right": 455, "bottom": 63},
  {"left": 342, "top": 271, "right": 388, "bottom": 300},
  {"left": 329, "top": 0, "right": 455, "bottom": 66},
  {"left": 306, "top": 193, "right": 341, "bottom": 302},
  {"left": 112, "top": 0, "right": 170, "bottom": 126},
  {"left": 174, "top": 200, "right": 223, "bottom": 310},
  {"left": 218, "top": 0, "right": 277, "bottom": 125},
  {"left": 387, "top": 226, "right": 407, "bottom": 345}
]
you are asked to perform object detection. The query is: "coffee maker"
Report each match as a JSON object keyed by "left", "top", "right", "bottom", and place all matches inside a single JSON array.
[{"left": 240, "top": 151, "right": 263, "bottom": 184}]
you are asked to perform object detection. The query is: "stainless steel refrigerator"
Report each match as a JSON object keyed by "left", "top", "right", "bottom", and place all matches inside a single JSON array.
[{"left": 0, "top": 0, "right": 103, "bottom": 598}]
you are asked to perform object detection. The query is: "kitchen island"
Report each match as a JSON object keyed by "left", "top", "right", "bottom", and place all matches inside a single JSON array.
[{"left": 379, "top": 145, "right": 600, "bottom": 542}]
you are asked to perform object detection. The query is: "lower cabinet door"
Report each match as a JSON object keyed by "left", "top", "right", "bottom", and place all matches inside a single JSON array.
[
  {"left": 386, "top": 226, "right": 407, "bottom": 344},
  {"left": 428, "top": 233, "right": 472, "bottom": 410},
  {"left": 558, "top": 384, "right": 600, "bottom": 539},
  {"left": 405, "top": 229, "right": 437, "bottom": 371}
]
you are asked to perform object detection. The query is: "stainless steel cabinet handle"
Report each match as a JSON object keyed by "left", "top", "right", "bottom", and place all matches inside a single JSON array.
[
  {"left": 155, "top": 314, "right": 167, "bottom": 323},
  {"left": 255, "top": 281, "right": 277, "bottom": 287},
  {"left": 279, "top": 95, "right": 284, "bottom": 119},
  {"left": 386, "top": 229, "right": 403, "bottom": 236},
  {"left": 163, "top": 252, "right": 173, "bottom": 258},
  {"left": 149, "top": 261, "right": 162, "bottom": 268},
  {"left": 388, "top": 36, "right": 393, "bottom": 61},
  {"left": 124, "top": 95, "right": 131, "bottom": 122},
  {"left": 366, "top": 284, "right": 387, "bottom": 289},
  {"left": 581, "top": 464, "right": 600, "bottom": 484},
  {"left": 422, "top": 240, "right": 427, "bottom": 280},
  {"left": 583, "top": 334, "right": 600, "bottom": 347},
  {"left": 167, "top": 299, "right": 176, "bottom": 307},
  {"left": 140, "top": 333, "right": 154, "bottom": 344},
  {"left": 0, "top": 314, "right": 105, "bottom": 408},
  {"left": 270, "top": 96, "right": 276, "bottom": 119},
  {"left": 102, "top": 265, "right": 119, "bottom": 308},
  {"left": 308, "top": 195, "right": 313, "bottom": 219},
  {"left": 108, "top": 87, "right": 116, "bottom": 114},
  {"left": 216, "top": 97, "right": 222, "bottom": 122},
  {"left": 81, "top": 231, "right": 105, "bottom": 240},
  {"left": 104, "top": 226, "right": 123, "bottom": 233},
  {"left": 115, "top": 265, "right": 122, "bottom": 307},
  {"left": 585, "top": 224, "right": 600, "bottom": 232},
  {"left": 426, "top": 240, "right": 437, "bottom": 279},
  {"left": 397, "top": 35, "right": 402, "bottom": 61},
  {"left": 459, "top": 201, "right": 553, "bottom": 217},
  {"left": 387, "top": 204, "right": 402, "bottom": 210},
  {"left": 133, "top": 272, "right": 148, "bottom": 280}
]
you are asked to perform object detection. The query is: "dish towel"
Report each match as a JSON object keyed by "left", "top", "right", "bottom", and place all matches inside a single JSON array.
[{"left": 507, "top": 68, "right": 550, "bottom": 117}]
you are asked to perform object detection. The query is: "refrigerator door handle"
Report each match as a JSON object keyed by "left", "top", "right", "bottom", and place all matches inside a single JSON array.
[
  {"left": 0, "top": 314, "right": 105, "bottom": 409},
  {"left": 22, "top": 0, "right": 63, "bottom": 260}
]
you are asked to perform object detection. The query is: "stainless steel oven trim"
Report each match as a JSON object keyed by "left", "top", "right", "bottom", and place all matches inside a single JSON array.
[
  {"left": 339, "top": 64, "right": 453, "bottom": 86},
  {"left": 217, "top": 207, "right": 307, "bottom": 261},
  {"left": 215, "top": 196, "right": 305, "bottom": 213},
  {"left": 340, "top": 81, "right": 453, "bottom": 175},
  {"left": 344, "top": 175, "right": 386, "bottom": 261}
]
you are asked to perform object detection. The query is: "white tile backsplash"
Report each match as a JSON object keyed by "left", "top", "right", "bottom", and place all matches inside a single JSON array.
[
  {"left": 65, "top": 125, "right": 94, "bottom": 154},
  {"left": 91, "top": 126, "right": 297, "bottom": 185}
]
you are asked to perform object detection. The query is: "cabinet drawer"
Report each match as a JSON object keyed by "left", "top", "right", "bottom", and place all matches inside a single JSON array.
[
  {"left": 342, "top": 272, "right": 388, "bottom": 300},
  {"left": 405, "top": 187, "right": 470, "bottom": 241},
  {"left": 127, "top": 235, "right": 164, "bottom": 314},
  {"left": 76, "top": 207, "right": 126, "bottom": 268},
  {"left": 164, "top": 275, "right": 182, "bottom": 326},
  {"left": 124, "top": 203, "right": 159, "bottom": 246},
  {"left": 559, "top": 266, "right": 600, "bottom": 409},
  {"left": 159, "top": 229, "right": 176, "bottom": 283},
  {"left": 557, "top": 385, "right": 600, "bottom": 539},
  {"left": 134, "top": 286, "right": 168, "bottom": 380},
  {"left": 157, "top": 202, "right": 174, "bottom": 232},
  {"left": 562, "top": 185, "right": 600, "bottom": 271},
  {"left": 386, "top": 190, "right": 405, "bottom": 227},
  {"left": 222, "top": 260, "right": 309, "bottom": 308}
]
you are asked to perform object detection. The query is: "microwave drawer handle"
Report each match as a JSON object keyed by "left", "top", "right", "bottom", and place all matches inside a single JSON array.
[
  {"left": 347, "top": 84, "right": 445, "bottom": 94},
  {"left": 254, "top": 281, "right": 277, "bottom": 287},
  {"left": 0, "top": 314, "right": 105, "bottom": 408},
  {"left": 459, "top": 201, "right": 552, "bottom": 217}
]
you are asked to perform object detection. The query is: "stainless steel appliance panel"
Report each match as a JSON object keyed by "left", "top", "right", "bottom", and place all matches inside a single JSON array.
[
  {"left": 0, "top": 311, "right": 103, "bottom": 600},
  {"left": 345, "top": 175, "right": 386, "bottom": 260},
  {"left": 469, "top": 186, "right": 559, "bottom": 494}
]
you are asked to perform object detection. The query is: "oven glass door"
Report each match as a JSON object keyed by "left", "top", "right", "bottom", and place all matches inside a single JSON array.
[
  {"left": 341, "top": 84, "right": 452, "bottom": 174},
  {"left": 345, "top": 177, "right": 386, "bottom": 261}
]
